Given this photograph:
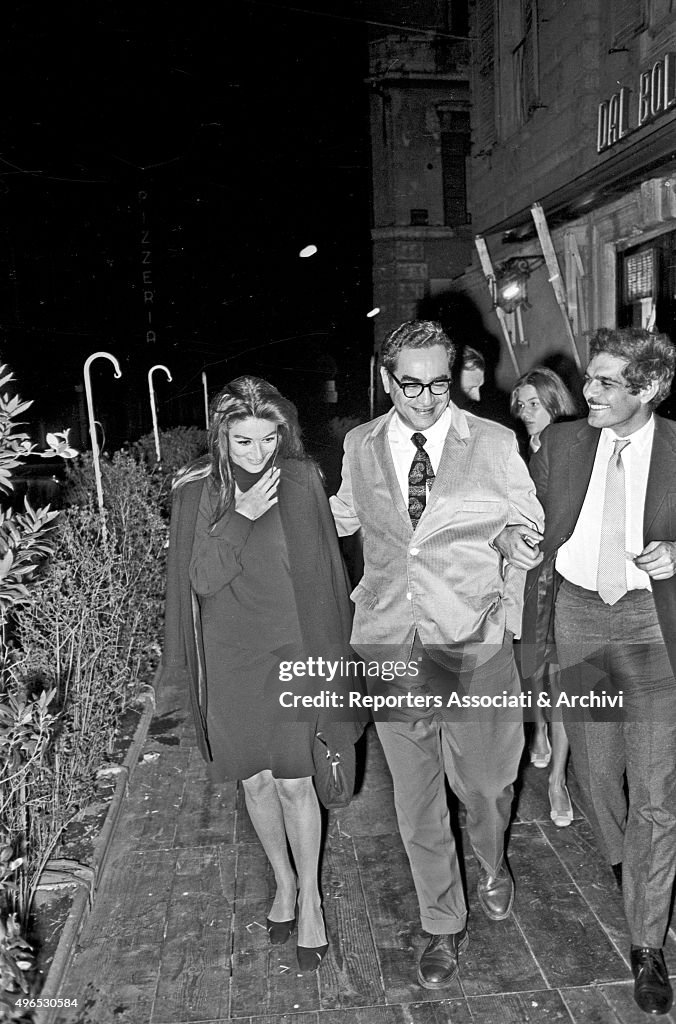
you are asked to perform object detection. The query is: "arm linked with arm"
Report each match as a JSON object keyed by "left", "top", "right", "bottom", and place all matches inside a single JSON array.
[
  {"left": 491, "top": 440, "right": 545, "bottom": 568},
  {"left": 329, "top": 435, "right": 363, "bottom": 537},
  {"left": 507, "top": 439, "right": 545, "bottom": 534}
]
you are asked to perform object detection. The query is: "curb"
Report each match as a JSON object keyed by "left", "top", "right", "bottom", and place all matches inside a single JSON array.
[{"left": 37, "top": 664, "right": 161, "bottom": 1011}]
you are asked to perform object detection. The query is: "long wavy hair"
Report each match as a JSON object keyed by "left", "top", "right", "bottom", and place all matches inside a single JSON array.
[
  {"left": 510, "top": 366, "right": 578, "bottom": 423},
  {"left": 173, "top": 375, "right": 306, "bottom": 523}
]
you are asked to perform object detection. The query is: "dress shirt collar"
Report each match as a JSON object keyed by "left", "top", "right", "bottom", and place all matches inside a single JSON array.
[
  {"left": 390, "top": 403, "right": 459, "bottom": 447},
  {"left": 599, "top": 413, "right": 654, "bottom": 455}
]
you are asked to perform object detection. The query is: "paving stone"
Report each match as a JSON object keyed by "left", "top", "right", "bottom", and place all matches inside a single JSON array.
[{"left": 51, "top": 680, "right": 675, "bottom": 1024}]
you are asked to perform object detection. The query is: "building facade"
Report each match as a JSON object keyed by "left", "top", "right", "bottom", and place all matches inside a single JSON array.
[
  {"left": 458, "top": 0, "right": 676, "bottom": 390},
  {"left": 367, "top": 2, "right": 473, "bottom": 355}
]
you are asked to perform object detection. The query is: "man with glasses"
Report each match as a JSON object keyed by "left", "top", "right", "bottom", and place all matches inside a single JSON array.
[
  {"left": 330, "top": 320, "right": 543, "bottom": 989},
  {"left": 521, "top": 327, "right": 676, "bottom": 1016}
]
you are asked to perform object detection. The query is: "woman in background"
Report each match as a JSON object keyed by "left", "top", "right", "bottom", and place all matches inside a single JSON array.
[
  {"left": 163, "top": 375, "right": 361, "bottom": 971},
  {"left": 511, "top": 367, "right": 578, "bottom": 828}
]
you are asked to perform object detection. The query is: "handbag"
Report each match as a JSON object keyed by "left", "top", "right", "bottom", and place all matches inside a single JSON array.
[{"left": 312, "top": 731, "right": 355, "bottom": 810}]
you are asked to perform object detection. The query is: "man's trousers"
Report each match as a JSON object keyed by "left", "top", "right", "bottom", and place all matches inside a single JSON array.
[
  {"left": 555, "top": 579, "right": 676, "bottom": 948},
  {"left": 375, "top": 636, "right": 522, "bottom": 935}
]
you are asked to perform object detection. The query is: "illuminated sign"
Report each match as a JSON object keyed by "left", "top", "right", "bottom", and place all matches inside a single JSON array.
[{"left": 597, "top": 51, "right": 676, "bottom": 153}]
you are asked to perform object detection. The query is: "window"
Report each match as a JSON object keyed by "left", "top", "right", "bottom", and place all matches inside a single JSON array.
[
  {"left": 623, "top": 248, "right": 656, "bottom": 327},
  {"left": 618, "top": 231, "right": 676, "bottom": 417},
  {"left": 449, "top": 0, "right": 469, "bottom": 36},
  {"left": 473, "top": 0, "right": 497, "bottom": 151},
  {"left": 617, "top": 230, "right": 676, "bottom": 337},
  {"left": 438, "top": 108, "right": 470, "bottom": 226},
  {"left": 609, "top": 0, "right": 647, "bottom": 48},
  {"left": 513, "top": 0, "right": 540, "bottom": 121},
  {"left": 648, "top": 0, "right": 675, "bottom": 28}
]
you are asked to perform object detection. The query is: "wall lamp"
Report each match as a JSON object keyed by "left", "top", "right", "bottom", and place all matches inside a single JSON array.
[{"left": 494, "top": 256, "right": 545, "bottom": 312}]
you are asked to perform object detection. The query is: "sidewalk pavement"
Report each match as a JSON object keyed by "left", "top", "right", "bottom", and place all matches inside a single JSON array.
[{"left": 50, "top": 672, "right": 676, "bottom": 1024}]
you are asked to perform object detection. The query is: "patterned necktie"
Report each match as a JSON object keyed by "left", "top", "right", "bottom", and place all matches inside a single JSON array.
[
  {"left": 408, "top": 432, "right": 435, "bottom": 528},
  {"left": 597, "top": 438, "right": 630, "bottom": 605}
]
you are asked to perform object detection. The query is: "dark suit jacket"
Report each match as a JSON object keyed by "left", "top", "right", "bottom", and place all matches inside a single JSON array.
[{"left": 521, "top": 415, "right": 676, "bottom": 679}]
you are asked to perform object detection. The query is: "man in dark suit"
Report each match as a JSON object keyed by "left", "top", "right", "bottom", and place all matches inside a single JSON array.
[{"left": 522, "top": 327, "right": 676, "bottom": 1016}]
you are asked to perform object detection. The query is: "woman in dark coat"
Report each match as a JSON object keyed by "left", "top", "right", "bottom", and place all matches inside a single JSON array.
[{"left": 163, "top": 375, "right": 361, "bottom": 972}]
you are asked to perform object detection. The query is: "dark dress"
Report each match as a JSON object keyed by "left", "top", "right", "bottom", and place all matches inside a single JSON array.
[
  {"left": 189, "top": 480, "right": 316, "bottom": 781},
  {"left": 163, "top": 458, "right": 365, "bottom": 784}
]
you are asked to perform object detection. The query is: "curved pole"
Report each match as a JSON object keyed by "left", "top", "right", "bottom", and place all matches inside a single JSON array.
[
  {"left": 83, "top": 352, "right": 122, "bottom": 528},
  {"left": 201, "top": 371, "right": 209, "bottom": 430},
  {"left": 148, "top": 364, "right": 173, "bottom": 464}
]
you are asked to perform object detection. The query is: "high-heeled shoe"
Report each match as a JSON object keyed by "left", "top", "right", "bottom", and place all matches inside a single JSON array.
[
  {"left": 530, "top": 730, "right": 552, "bottom": 768},
  {"left": 549, "top": 783, "right": 574, "bottom": 827},
  {"left": 296, "top": 899, "right": 328, "bottom": 971},
  {"left": 297, "top": 942, "right": 329, "bottom": 971},
  {"left": 266, "top": 917, "right": 296, "bottom": 945}
]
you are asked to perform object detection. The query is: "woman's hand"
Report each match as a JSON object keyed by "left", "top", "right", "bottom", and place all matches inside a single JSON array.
[{"left": 235, "top": 467, "right": 281, "bottom": 520}]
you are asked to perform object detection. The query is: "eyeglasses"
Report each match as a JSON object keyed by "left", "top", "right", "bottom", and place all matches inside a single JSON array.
[{"left": 389, "top": 371, "right": 451, "bottom": 399}]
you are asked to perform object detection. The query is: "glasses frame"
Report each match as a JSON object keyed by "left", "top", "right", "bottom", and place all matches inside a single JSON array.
[{"left": 388, "top": 370, "right": 452, "bottom": 399}]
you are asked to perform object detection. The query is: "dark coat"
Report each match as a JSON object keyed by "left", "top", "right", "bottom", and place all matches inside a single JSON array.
[
  {"left": 162, "top": 457, "right": 364, "bottom": 762},
  {"left": 521, "top": 415, "right": 676, "bottom": 679}
]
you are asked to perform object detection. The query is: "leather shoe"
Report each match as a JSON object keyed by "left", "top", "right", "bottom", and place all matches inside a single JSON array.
[
  {"left": 477, "top": 864, "right": 514, "bottom": 921},
  {"left": 631, "top": 946, "right": 673, "bottom": 1015},
  {"left": 417, "top": 929, "right": 469, "bottom": 989}
]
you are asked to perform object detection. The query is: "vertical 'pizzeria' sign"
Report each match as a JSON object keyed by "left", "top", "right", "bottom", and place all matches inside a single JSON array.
[{"left": 139, "top": 190, "right": 156, "bottom": 344}]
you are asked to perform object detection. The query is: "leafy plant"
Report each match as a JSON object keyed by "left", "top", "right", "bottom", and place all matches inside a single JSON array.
[
  {"left": 0, "top": 367, "right": 65, "bottom": 1013},
  {"left": 14, "top": 453, "right": 168, "bottom": 895},
  {"left": 0, "top": 373, "right": 171, "bottom": 1013},
  {"left": 125, "top": 425, "right": 207, "bottom": 514}
]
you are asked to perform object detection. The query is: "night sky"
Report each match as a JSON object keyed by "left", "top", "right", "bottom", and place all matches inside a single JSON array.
[{"left": 1, "top": 1, "right": 373, "bottom": 445}]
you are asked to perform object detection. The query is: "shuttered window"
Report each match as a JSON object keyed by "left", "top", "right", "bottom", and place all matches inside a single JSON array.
[
  {"left": 609, "top": 0, "right": 647, "bottom": 47},
  {"left": 625, "top": 249, "right": 654, "bottom": 301},
  {"left": 440, "top": 112, "right": 470, "bottom": 226},
  {"left": 513, "top": 0, "right": 539, "bottom": 122},
  {"left": 474, "top": 0, "right": 497, "bottom": 151}
]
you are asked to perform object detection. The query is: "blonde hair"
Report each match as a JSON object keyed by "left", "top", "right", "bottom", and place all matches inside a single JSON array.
[{"left": 510, "top": 367, "right": 577, "bottom": 422}]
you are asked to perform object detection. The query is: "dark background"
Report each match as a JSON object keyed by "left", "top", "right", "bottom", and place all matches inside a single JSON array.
[{"left": 1, "top": 1, "right": 374, "bottom": 449}]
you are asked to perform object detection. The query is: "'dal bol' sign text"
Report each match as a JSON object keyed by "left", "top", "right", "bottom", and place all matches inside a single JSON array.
[{"left": 597, "top": 51, "right": 676, "bottom": 153}]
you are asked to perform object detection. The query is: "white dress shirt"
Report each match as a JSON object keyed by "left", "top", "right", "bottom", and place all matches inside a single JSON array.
[
  {"left": 388, "top": 405, "right": 454, "bottom": 505},
  {"left": 556, "top": 415, "right": 655, "bottom": 592}
]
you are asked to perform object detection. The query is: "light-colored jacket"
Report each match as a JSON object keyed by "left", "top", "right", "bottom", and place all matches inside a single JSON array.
[{"left": 330, "top": 404, "right": 544, "bottom": 663}]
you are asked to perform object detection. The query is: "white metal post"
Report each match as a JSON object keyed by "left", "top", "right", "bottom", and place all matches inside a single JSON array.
[
  {"left": 83, "top": 352, "right": 122, "bottom": 534},
  {"left": 202, "top": 371, "right": 209, "bottom": 430},
  {"left": 148, "top": 365, "right": 172, "bottom": 464}
]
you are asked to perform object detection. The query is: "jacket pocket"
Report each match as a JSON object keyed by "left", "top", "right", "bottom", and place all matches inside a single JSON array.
[
  {"left": 350, "top": 581, "right": 379, "bottom": 610},
  {"left": 460, "top": 499, "right": 502, "bottom": 513}
]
